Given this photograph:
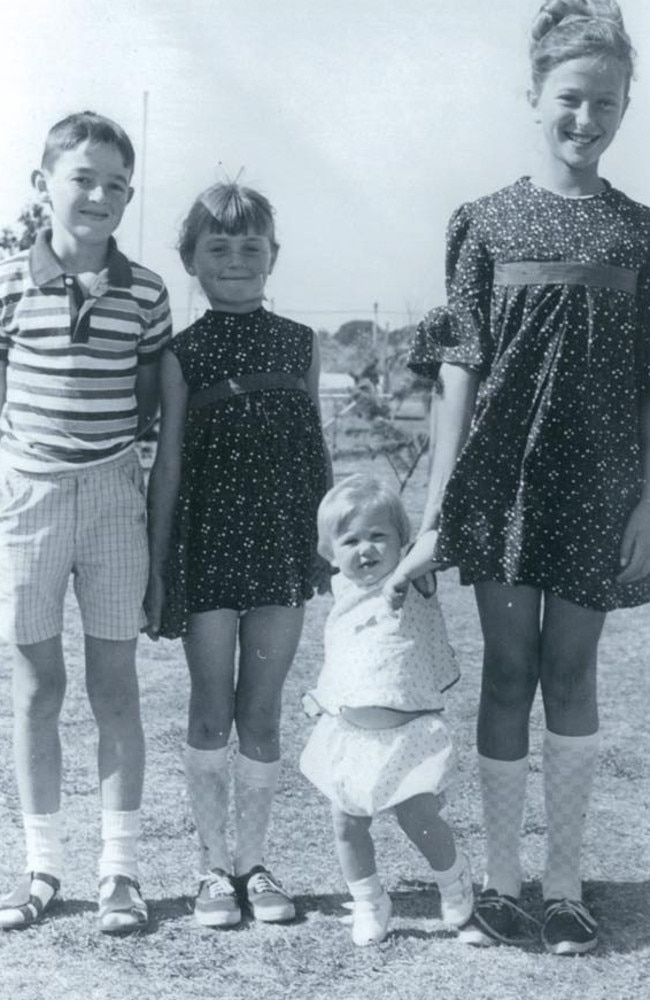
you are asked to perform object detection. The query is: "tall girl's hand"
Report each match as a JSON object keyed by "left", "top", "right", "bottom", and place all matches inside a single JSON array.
[
  {"left": 617, "top": 501, "right": 650, "bottom": 584},
  {"left": 142, "top": 570, "right": 165, "bottom": 640}
]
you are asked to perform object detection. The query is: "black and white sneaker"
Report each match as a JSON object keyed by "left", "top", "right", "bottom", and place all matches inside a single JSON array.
[
  {"left": 542, "top": 898, "right": 597, "bottom": 955},
  {"left": 458, "top": 889, "right": 538, "bottom": 947}
]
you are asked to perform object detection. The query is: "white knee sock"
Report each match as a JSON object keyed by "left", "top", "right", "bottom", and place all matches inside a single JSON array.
[
  {"left": 234, "top": 754, "right": 280, "bottom": 876},
  {"left": 23, "top": 811, "right": 64, "bottom": 880},
  {"left": 479, "top": 753, "right": 529, "bottom": 898},
  {"left": 543, "top": 729, "right": 600, "bottom": 902},
  {"left": 184, "top": 745, "right": 231, "bottom": 874},
  {"left": 99, "top": 809, "right": 141, "bottom": 881}
]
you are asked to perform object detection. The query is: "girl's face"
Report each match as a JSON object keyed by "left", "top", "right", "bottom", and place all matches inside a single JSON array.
[
  {"left": 529, "top": 55, "right": 629, "bottom": 182},
  {"left": 330, "top": 507, "right": 403, "bottom": 588},
  {"left": 186, "top": 226, "right": 277, "bottom": 312}
]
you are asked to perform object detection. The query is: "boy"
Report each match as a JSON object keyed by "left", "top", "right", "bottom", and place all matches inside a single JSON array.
[{"left": 0, "top": 111, "right": 171, "bottom": 934}]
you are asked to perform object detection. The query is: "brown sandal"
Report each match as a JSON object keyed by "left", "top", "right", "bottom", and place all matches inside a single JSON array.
[
  {"left": 98, "top": 874, "right": 148, "bottom": 935},
  {"left": 0, "top": 871, "right": 61, "bottom": 930}
]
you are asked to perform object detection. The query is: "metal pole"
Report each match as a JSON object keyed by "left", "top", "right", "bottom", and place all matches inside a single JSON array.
[{"left": 138, "top": 90, "right": 149, "bottom": 261}]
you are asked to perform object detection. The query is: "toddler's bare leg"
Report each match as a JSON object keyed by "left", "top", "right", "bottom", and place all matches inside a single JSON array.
[
  {"left": 332, "top": 807, "right": 375, "bottom": 882},
  {"left": 394, "top": 792, "right": 456, "bottom": 871}
]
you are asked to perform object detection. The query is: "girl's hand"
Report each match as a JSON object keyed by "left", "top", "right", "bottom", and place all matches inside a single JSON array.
[
  {"left": 617, "top": 501, "right": 650, "bottom": 585},
  {"left": 312, "top": 553, "right": 333, "bottom": 595},
  {"left": 142, "top": 571, "right": 165, "bottom": 640},
  {"left": 383, "top": 571, "right": 410, "bottom": 610}
]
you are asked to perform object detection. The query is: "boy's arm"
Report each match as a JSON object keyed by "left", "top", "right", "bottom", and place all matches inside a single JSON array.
[
  {"left": 143, "top": 350, "right": 188, "bottom": 638},
  {"left": 135, "top": 357, "right": 162, "bottom": 438}
]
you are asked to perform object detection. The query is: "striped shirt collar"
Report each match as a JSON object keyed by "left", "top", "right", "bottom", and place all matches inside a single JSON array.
[{"left": 29, "top": 229, "right": 133, "bottom": 288}]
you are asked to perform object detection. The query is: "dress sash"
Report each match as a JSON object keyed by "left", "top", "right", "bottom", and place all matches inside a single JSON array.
[
  {"left": 493, "top": 260, "right": 638, "bottom": 294},
  {"left": 188, "top": 371, "right": 308, "bottom": 408}
]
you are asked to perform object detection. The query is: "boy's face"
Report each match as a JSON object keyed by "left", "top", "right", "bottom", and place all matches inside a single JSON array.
[
  {"left": 329, "top": 508, "right": 402, "bottom": 588},
  {"left": 185, "top": 227, "right": 277, "bottom": 312},
  {"left": 33, "top": 140, "right": 134, "bottom": 246}
]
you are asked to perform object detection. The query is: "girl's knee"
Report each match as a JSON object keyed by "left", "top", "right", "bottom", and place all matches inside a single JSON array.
[{"left": 482, "top": 648, "right": 539, "bottom": 708}]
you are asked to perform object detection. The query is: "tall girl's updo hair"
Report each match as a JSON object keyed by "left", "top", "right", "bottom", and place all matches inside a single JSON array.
[
  {"left": 178, "top": 182, "right": 279, "bottom": 268},
  {"left": 530, "top": 0, "right": 635, "bottom": 95}
]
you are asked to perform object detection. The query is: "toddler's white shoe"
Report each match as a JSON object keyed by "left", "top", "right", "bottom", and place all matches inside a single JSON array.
[
  {"left": 439, "top": 852, "right": 474, "bottom": 927},
  {"left": 351, "top": 891, "right": 392, "bottom": 946}
]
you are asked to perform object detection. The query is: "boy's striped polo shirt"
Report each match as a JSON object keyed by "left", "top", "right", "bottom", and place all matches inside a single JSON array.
[{"left": 0, "top": 230, "right": 172, "bottom": 472}]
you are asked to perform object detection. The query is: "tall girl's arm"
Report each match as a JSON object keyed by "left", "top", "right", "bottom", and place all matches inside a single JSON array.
[
  {"left": 305, "top": 330, "right": 334, "bottom": 489},
  {"left": 0, "top": 361, "right": 6, "bottom": 419},
  {"left": 143, "top": 350, "right": 188, "bottom": 638},
  {"left": 617, "top": 394, "right": 650, "bottom": 584},
  {"left": 420, "top": 361, "right": 480, "bottom": 533}
]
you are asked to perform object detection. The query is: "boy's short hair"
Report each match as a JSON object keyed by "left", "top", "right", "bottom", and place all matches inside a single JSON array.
[
  {"left": 178, "top": 182, "right": 279, "bottom": 267},
  {"left": 317, "top": 474, "right": 411, "bottom": 562},
  {"left": 41, "top": 111, "right": 136, "bottom": 173}
]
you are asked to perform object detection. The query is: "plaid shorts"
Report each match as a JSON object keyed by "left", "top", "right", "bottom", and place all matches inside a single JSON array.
[{"left": 0, "top": 449, "right": 148, "bottom": 644}]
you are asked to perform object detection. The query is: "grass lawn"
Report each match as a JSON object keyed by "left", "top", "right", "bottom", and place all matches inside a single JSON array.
[{"left": 0, "top": 452, "right": 648, "bottom": 1000}]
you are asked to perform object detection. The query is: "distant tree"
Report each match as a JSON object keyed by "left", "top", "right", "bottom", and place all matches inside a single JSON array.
[
  {"left": 334, "top": 319, "right": 374, "bottom": 347},
  {"left": 0, "top": 203, "right": 49, "bottom": 259}
]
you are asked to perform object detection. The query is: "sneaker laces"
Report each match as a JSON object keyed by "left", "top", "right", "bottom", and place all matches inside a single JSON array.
[
  {"left": 202, "top": 872, "right": 236, "bottom": 898},
  {"left": 479, "top": 893, "right": 541, "bottom": 930},
  {"left": 545, "top": 899, "right": 596, "bottom": 931},
  {"left": 247, "top": 870, "right": 289, "bottom": 898}
]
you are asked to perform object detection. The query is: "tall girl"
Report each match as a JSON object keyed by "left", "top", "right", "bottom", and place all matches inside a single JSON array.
[
  {"left": 145, "top": 183, "right": 330, "bottom": 927},
  {"left": 403, "top": 0, "right": 650, "bottom": 955}
]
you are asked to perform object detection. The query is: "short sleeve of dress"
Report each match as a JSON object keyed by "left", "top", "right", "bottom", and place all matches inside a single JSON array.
[{"left": 408, "top": 202, "right": 493, "bottom": 381}]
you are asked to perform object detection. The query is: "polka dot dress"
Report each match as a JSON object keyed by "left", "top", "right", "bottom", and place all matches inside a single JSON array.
[
  {"left": 408, "top": 177, "right": 650, "bottom": 611},
  {"left": 160, "top": 308, "right": 328, "bottom": 638}
]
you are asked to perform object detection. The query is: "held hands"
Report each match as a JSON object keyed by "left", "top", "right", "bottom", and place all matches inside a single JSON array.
[
  {"left": 617, "top": 500, "right": 650, "bottom": 585},
  {"left": 382, "top": 530, "right": 441, "bottom": 610},
  {"left": 142, "top": 569, "right": 165, "bottom": 641}
]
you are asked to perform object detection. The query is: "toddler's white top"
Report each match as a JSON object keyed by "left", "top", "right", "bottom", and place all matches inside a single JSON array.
[{"left": 312, "top": 572, "right": 459, "bottom": 714}]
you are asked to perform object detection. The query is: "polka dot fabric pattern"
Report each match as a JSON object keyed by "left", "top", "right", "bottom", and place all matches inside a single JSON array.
[
  {"left": 409, "top": 178, "right": 650, "bottom": 611},
  {"left": 160, "top": 308, "right": 328, "bottom": 637}
]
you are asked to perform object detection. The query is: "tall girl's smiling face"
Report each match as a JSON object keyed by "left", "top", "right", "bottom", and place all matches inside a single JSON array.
[
  {"left": 529, "top": 55, "right": 629, "bottom": 185},
  {"left": 186, "top": 227, "right": 277, "bottom": 312}
]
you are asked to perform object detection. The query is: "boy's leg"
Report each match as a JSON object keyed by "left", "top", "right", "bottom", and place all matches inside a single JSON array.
[
  {"left": 0, "top": 638, "right": 66, "bottom": 930},
  {"left": 182, "top": 610, "right": 240, "bottom": 926},
  {"left": 85, "top": 636, "right": 148, "bottom": 934},
  {"left": 538, "top": 595, "right": 604, "bottom": 955},
  {"left": 233, "top": 606, "right": 303, "bottom": 922},
  {"left": 394, "top": 793, "right": 473, "bottom": 927},
  {"left": 332, "top": 807, "right": 390, "bottom": 946}
]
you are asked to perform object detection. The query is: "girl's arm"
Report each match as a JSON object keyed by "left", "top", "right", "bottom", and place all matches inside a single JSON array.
[
  {"left": 143, "top": 349, "right": 188, "bottom": 638},
  {"left": 617, "top": 394, "right": 650, "bottom": 584},
  {"left": 305, "top": 330, "right": 333, "bottom": 489},
  {"left": 420, "top": 361, "right": 480, "bottom": 532},
  {"left": 135, "top": 357, "right": 162, "bottom": 438}
]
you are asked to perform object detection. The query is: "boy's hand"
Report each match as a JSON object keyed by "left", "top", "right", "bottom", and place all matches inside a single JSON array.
[
  {"left": 617, "top": 500, "right": 650, "bottom": 584},
  {"left": 142, "top": 571, "right": 165, "bottom": 641}
]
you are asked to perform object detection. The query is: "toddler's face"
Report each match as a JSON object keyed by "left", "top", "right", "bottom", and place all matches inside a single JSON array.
[
  {"left": 330, "top": 508, "right": 402, "bottom": 588},
  {"left": 186, "top": 227, "right": 277, "bottom": 312}
]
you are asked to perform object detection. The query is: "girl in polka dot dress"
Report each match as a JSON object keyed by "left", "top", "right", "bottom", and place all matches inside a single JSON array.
[
  {"left": 145, "top": 182, "right": 330, "bottom": 928},
  {"left": 405, "top": 0, "right": 650, "bottom": 956},
  {"left": 300, "top": 475, "right": 473, "bottom": 946}
]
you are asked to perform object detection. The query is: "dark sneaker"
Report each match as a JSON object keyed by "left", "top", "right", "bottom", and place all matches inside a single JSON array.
[
  {"left": 458, "top": 889, "right": 537, "bottom": 947},
  {"left": 241, "top": 866, "right": 295, "bottom": 923},
  {"left": 195, "top": 869, "right": 241, "bottom": 928},
  {"left": 542, "top": 898, "right": 597, "bottom": 956}
]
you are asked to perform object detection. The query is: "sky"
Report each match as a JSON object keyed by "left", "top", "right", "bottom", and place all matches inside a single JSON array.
[{"left": 2, "top": 0, "right": 650, "bottom": 334}]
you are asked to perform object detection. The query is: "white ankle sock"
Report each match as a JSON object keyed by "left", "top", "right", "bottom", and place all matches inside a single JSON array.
[
  {"left": 348, "top": 872, "right": 384, "bottom": 901},
  {"left": 23, "top": 811, "right": 64, "bottom": 880},
  {"left": 99, "top": 809, "right": 140, "bottom": 881}
]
